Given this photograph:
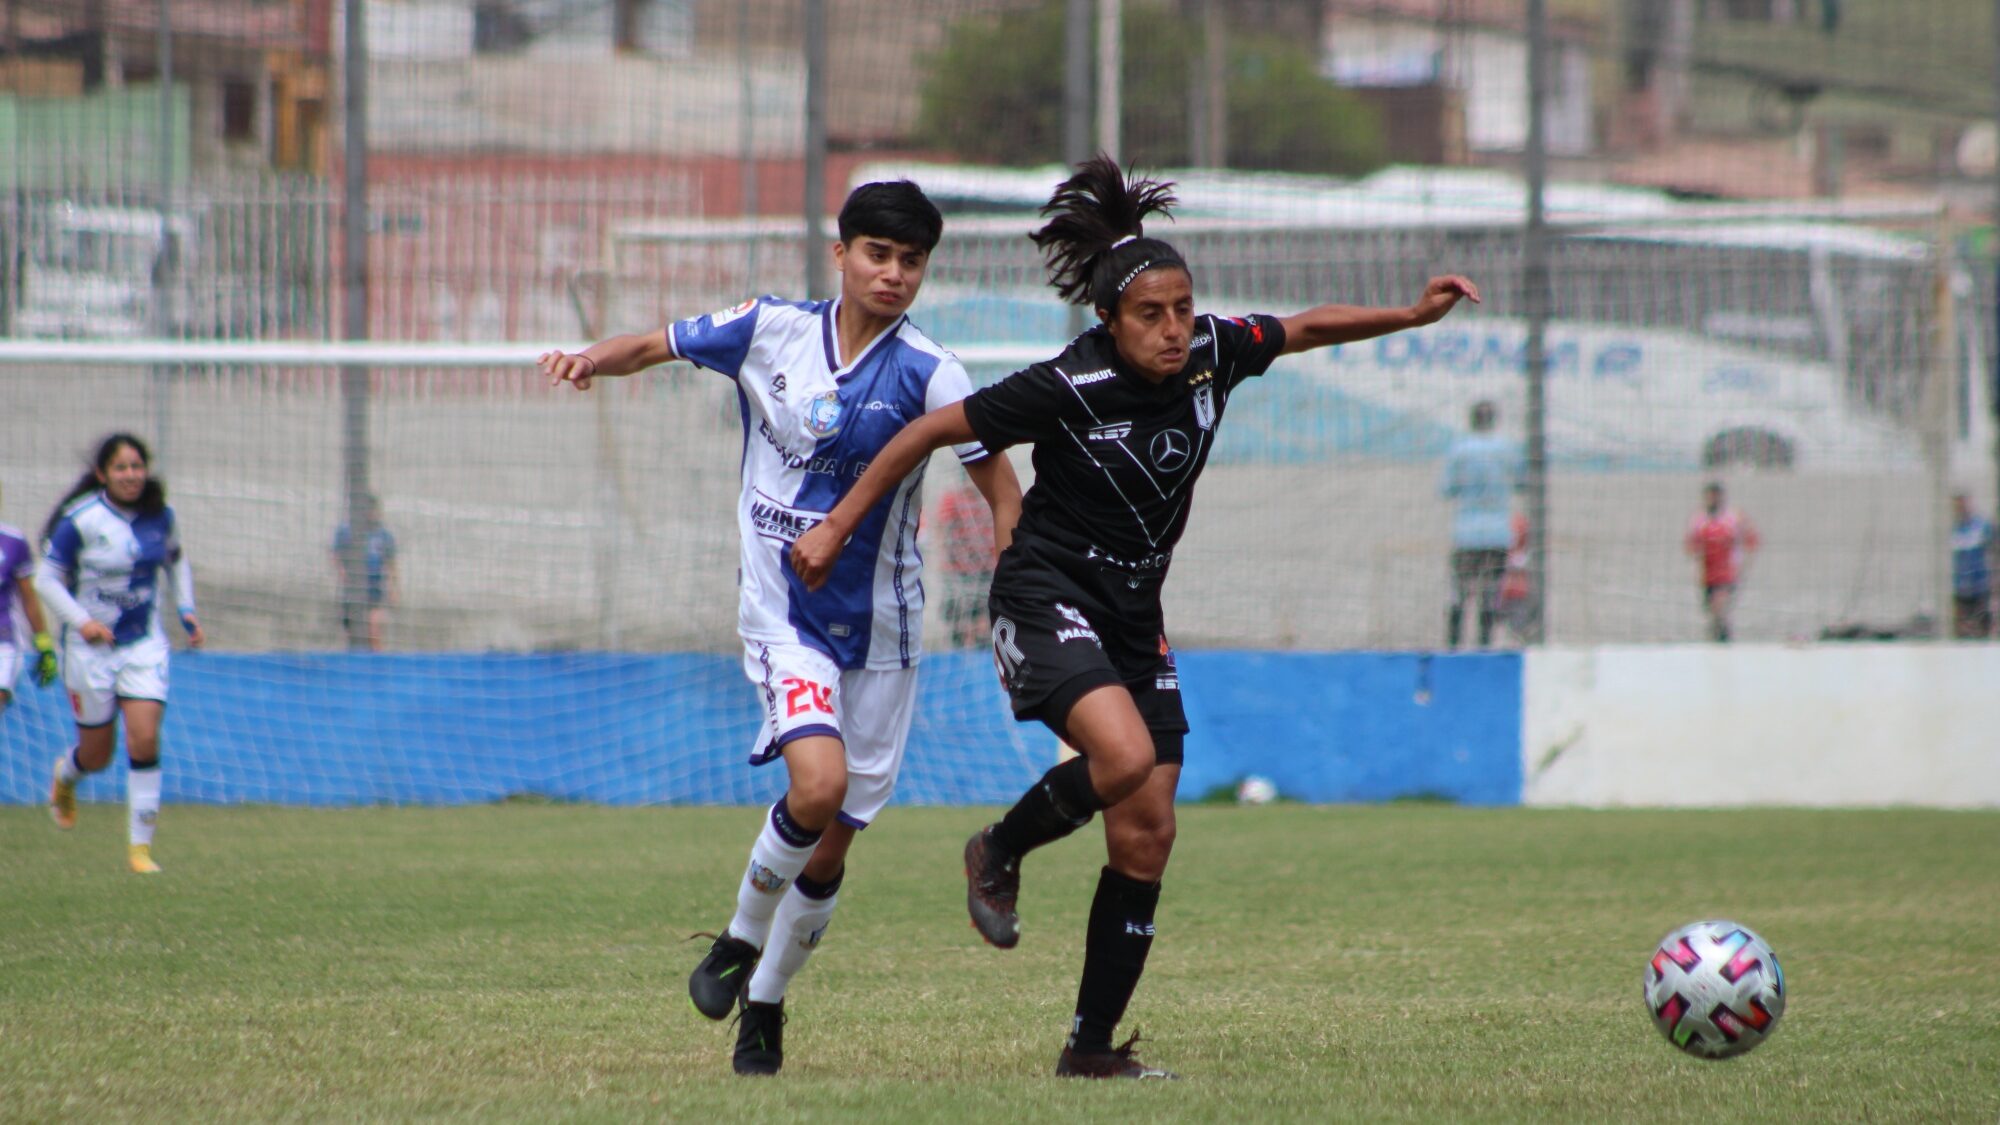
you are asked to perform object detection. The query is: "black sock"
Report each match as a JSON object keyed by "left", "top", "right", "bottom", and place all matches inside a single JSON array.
[
  {"left": 1446, "top": 605, "right": 1462, "bottom": 648},
  {"left": 1068, "top": 866, "right": 1161, "bottom": 1054},
  {"left": 991, "top": 755, "right": 1103, "bottom": 857}
]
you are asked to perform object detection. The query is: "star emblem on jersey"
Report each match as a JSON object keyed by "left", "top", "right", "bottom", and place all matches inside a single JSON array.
[
  {"left": 1150, "top": 428, "right": 1191, "bottom": 471},
  {"left": 805, "top": 389, "right": 844, "bottom": 438}
]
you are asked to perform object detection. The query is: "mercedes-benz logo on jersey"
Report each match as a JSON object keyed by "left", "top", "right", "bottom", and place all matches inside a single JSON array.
[
  {"left": 1150, "top": 428, "right": 1191, "bottom": 471},
  {"left": 805, "top": 389, "right": 844, "bottom": 438}
]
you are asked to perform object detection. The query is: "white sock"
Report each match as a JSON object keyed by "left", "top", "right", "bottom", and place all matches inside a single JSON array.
[
  {"left": 725, "top": 799, "right": 822, "bottom": 949},
  {"left": 746, "top": 871, "right": 841, "bottom": 1005},
  {"left": 128, "top": 766, "right": 161, "bottom": 846},
  {"left": 55, "top": 748, "right": 82, "bottom": 784}
]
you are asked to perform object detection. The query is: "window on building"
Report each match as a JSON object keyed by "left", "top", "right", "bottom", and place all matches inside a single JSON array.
[{"left": 223, "top": 78, "right": 256, "bottom": 142}]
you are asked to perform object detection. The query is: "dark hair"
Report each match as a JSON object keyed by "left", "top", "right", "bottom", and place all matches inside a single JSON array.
[
  {"left": 837, "top": 180, "right": 944, "bottom": 253},
  {"left": 1471, "top": 401, "right": 1497, "bottom": 430},
  {"left": 44, "top": 432, "right": 164, "bottom": 541},
  {"left": 1030, "top": 154, "right": 1188, "bottom": 312}
]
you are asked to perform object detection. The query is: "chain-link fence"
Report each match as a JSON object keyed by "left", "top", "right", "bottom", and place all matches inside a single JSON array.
[{"left": 2, "top": 0, "right": 1994, "bottom": 652}]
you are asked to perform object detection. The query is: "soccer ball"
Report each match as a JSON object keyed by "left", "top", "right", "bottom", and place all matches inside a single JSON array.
[
  {"left": 1235, "top": 775, "right": 1278, "bottom": 805},
  {"left": 1643, "top": 919, "right": 1786, "bottom": 1059}
]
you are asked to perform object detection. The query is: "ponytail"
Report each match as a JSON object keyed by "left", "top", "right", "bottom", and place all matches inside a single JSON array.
[
  {"left": 1030, "top": 154, "right": 1188, "bottom": 312},
  {"left": 42, "top": 469, "right": 101, "bottom": 543}
]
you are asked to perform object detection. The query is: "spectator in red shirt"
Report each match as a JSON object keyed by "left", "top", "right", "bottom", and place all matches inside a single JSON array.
[
  {"left": 1685, "top": 481, "right": 1759, "bottom": 642},
  {"left": 1497, "top": 510, "right": 1535, "bottom": 645}
]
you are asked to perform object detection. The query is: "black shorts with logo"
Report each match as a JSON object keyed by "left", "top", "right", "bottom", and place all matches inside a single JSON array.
[{"left": 986, "top": 534, "right": 1186, "bottom": 765}]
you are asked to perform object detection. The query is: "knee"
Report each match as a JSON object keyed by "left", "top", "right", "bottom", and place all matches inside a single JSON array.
[
  {"left": 1111, "top": 819, "right": 1176, "bottom": 881},
  {"left": 787, "top": 773, "right": 848, "bottom": 827},
  {"left": 1090, "top": 746, "right": 1155, "bottom": 805}
]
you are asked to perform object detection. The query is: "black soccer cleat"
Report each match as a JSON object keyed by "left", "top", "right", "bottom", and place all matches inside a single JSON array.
[
  {"left": 1055, "top": 1032, "right": 1179, "bottom": 1080},
  {"left": 688, "top": 931, "right": 760, "bottom": 1020},
  {"left": 732, "top": 999, "right": 785, "bottom": 1076},
  {"left": 963, "top": 826, "right": 1021, "bottom": 949}
]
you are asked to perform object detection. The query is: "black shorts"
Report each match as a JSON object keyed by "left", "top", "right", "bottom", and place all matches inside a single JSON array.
[{"left": 986, "top": 536, "right": 1186, "bottom": 765}]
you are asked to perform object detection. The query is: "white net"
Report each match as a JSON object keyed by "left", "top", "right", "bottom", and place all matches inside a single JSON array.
[{"left": 3, "top": 194, "right": 1985, "bottom": 655}]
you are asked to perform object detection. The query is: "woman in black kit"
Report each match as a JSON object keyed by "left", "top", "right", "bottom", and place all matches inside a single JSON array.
[{"left": 791, "top": 155, "right": 1478, "bottom": 1079}]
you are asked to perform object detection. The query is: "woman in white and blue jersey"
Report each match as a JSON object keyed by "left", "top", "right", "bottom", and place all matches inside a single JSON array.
[
  {"left": 34, "top": 434, "right": 204, "bottom": 874},
  {"left": 540, "top": 181, "right": 1021, "bottom": 1076}
]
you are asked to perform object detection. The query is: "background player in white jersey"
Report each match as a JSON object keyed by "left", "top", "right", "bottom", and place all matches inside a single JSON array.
[
  {"left": 36, "top": 434, "right": 205, "bottom": 874},
  {"left": 539, "top": 180, "right": 1021, "bottom": 1075},
  {"left": 795, "top": 156, "right": 1476, "bottom": 1078},
  {"left": 0, "top": 485, "right": 62, "bottom": 718}
]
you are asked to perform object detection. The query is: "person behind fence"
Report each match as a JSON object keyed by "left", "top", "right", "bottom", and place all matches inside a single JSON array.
[
  {"left": 332, "top": 493, "right": 399, "bottom": 652},
  {"left": 539, "top": 179, "right": 1023, "bottom": 1077},
  {"left": 1497, "top": 510, "right": 1535, "bottom": 645},
  {"left": 1950, "top": 491, "right": 1994, "bottom": 639},
  {"left": 35, "top": 433, "right": 205, "bottom": 875},
  {"left": 791, "top": 155, "right": 1478, "bottom": 1080},
  {"left": 931, "top": 479, "right": 999, "bottom": 647},
  {"left": 1, "top": 486, "right": 61, "bottom": 719},
  {"left": 1439, "top": 399, "right": 1523, "bottom": 649},
  {"left": 1685, "top": 480, "right": 1759, "bottom": 643}
]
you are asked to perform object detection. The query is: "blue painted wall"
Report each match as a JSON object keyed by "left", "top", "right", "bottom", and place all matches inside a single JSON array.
[
  {"left": 1178, "top": 651, "right": 1520, "bottom": 806},
  {"left": 1, "top": 651, "right": 1520, "bottom": 808}
]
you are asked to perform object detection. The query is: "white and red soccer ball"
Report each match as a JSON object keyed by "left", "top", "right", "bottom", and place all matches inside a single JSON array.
[{"left": 1644, "top": 919, "right": 1786, "bottom": 1059}]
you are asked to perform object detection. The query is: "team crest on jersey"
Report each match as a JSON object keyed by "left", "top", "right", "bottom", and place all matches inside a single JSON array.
[
  {"left": 1192, "top": 384, "right": 1216, "bottom": 430},
  {"left": 805, "top": 389, "right": 844, "bottom": 438}
]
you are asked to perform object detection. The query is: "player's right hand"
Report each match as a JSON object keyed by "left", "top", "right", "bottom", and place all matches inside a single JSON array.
[
  {"left": 31, "top": 632, "right": 58, "bottom": 687},
  {"left": 790, "top": 522, "right": 845, "bottom": 592},
  {"left": 540, "top": 350, "right": 597, "bottom": 391},
  {"left": 78, "top": 621, "right": 113, "bottom": 646}
]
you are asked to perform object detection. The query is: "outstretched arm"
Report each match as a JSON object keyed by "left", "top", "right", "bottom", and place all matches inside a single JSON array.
[
  {"left": 540, "top": 328, "right": 677, "bottom": 390},
  {"left": 1277, "top": 275, "right": 1480, "bottom": 355},
  {"left": 791, "top": 403, "right": 980, "bottom": 590}
]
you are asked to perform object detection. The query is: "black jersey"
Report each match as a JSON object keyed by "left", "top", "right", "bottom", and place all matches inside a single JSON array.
[{"left": 962, "top": 311, "right": 1287, "bottom": 571}]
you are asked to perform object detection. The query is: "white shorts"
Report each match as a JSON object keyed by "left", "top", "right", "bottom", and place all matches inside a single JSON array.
[
  {"left": 0, "top": 642, "right": 19, "bottom": 695},
  {"left": 742, "top": 641, "right": 919, "bottom": 829},
  {"left": 64, "top": 634, "right": 170, "bottom": 727}
]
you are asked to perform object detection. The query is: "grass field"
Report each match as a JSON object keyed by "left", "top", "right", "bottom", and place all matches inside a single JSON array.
[{"left": 2, "top": 802, "right": 1995, "bottom": 1122}]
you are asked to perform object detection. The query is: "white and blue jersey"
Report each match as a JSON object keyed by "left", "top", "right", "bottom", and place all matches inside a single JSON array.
[
  {"left": 36, "top": 491, "right": 195, "bottom": 650},
  {"left": 670, "top": 295, "right": 987, "bottom": 670}
]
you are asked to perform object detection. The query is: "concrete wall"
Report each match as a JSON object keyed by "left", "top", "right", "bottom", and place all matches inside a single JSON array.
[{"left": 1523, "top": 644, "right": 2000, "bottom": 808}]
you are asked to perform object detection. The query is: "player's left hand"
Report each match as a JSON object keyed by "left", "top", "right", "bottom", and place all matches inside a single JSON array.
[
  {"left": 1410, "top": 275, "right": 1480, "bottom": 326},
  {"left": 791, "top": 522, "right": 844, "bottom": 591},
  {"left": 31, "top": 632, "right": 58, "bottom": 688},
  {"left": 181, "top": 614, "right": 206, "bottom": 648}
]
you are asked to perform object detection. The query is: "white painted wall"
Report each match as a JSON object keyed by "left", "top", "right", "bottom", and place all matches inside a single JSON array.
[{"left": 1523, "top": 645, "right": 2000, "bottom": 808}]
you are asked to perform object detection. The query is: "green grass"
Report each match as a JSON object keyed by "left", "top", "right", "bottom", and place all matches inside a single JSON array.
[{"left": 2, "top": 803, "right": 1996, "bottom": 1122}]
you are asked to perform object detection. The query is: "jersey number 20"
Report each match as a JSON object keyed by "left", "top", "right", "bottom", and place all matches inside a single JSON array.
[{"left": 782, "top": 677, "right": 834, "bottom": 717}]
